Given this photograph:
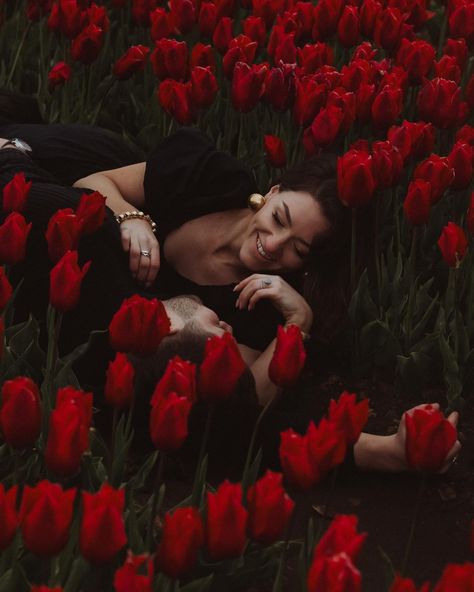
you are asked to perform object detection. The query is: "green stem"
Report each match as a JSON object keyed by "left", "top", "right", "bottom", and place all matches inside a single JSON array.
[
  {"left": 401, "top": 472, "right": 427, "bottom": 576},
  {"left": 350, "top": 208, "right": 357, "bottom": 294},
  {"left": 44, "top": 307, "right": 62, "bottom": 412},
  {"left": 90, "top": 78, "right": 116, "bottom": 126},
  {"left": 146, "top": 451, "right": 165, "bottom": 551},
  {"left": 6, "top": 22, "right": 31, "bottom": 86},
  {"left": 191, "top": 404, "right": 214, "bottom": 506},
  {"left": 437, "top": 6, "right": 448, "bottom": 59},
  {"left": 315, "top": 466, "right": 340, "bottom": 541},
  {"left": 405, "top": 227, "right": 419, "bottom": 351},
  {"left": 109, "top": 408, "right": 119, "bottom": 475},
  {"left": 272, "top": 500, "right": 299, "bottom": 592},
  {"left": 374, "top": 195, "right": 382, "bottom": 316}
]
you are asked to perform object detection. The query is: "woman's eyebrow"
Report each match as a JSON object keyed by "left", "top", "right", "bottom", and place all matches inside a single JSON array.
[{"left": 282, "top": 201, "right": 311, "bottom": 248}]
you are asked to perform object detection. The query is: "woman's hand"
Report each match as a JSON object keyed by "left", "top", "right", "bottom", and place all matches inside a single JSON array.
[
  {"left": 233, "top": 273, "right": 313, "bottom": 332},
  {"left": 120, "top": 218, "right": 160, "bottom": 287}
]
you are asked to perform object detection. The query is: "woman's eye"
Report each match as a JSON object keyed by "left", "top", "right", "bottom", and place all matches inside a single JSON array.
[
  {"left": 294, "top": 246, "right": 306, "bottom": 259},
  {"left": 272, "top": 212, "right": 284, "bottom": 227}
]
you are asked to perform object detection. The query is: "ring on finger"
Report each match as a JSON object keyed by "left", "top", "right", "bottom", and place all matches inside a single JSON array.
[
  {"left": 140, "top": 249, "right": 151, "bottom": 258},
  {"left": 260, "top": 278, "right": 272, "bottom": 289},
  {"left": 451, "top": 455, "right": 458, "bottom": 465}
]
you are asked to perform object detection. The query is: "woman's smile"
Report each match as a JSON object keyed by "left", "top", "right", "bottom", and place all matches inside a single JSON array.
[{"left": 256, "top": 234, "right": 275, "bottom": 261}]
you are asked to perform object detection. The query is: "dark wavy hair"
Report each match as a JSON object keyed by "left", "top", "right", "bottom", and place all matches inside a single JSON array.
[{"left": 277, "top": 154, "right": 370, "bottom": 344}]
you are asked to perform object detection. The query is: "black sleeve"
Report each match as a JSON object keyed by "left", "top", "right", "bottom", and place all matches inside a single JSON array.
[{"left": 143, "top": 128, "right": 258, "bottom": 225}]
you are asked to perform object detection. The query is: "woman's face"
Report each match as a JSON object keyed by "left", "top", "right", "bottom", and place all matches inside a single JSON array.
[{"left": 239, "top": 186, "right": 331, "bottom": 273}]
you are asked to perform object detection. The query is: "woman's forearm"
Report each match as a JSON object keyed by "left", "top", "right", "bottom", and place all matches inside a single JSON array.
[
  {"left": 354, "top": 433, "right": 406, "bottom": 472},
  {"left": 248, "top": 338, "right": 279, "bottom": 406},
  {"left": 73, "top": 173, "right": 135, "bottom": 215}
]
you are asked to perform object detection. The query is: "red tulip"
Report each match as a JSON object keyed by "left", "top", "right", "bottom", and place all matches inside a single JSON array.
[
  {"left": 71, "top": 24, "right": 104, "bottom": 65},
  {"left": 360, "top": 0, "right": 382, "bottom": 37},
  {"left": 388, "top": 120, "right": 435, "bottom": 162},
  {"left": 45, "top": 386, "right": 92, "bottom": 476},
  {"left": 190, "top": 43, "right": 216, "bottom": 73},
  {"left": 443, "top": 38, "right": 468, "bottom": 70},
  {"left": 75, "top": 190, "right": 106, "bottom": 234},
  {"left": 150, "top": 8, "right": 171, "bottom": 41},
  {"left": 149, "top": 391, "right": 191, "bottom": 451},
  {"left": 157, "top": 80, "right": 195, "bottom": 125},
  {"left": 45, "top": 208, "right": 82, "bottom": 263},
  {"left": 26, "top": 0, "right": 54, "bottom": 21},
  {"left": 109, "top": 295, "right": 171, "bottom": 357},
  {"left": 371, "top": 84, "right": 403, "bottom": 129},
  {"left": 298, "top": 43, "right": 333, "bottom": 75},
  {"left": 0, "top": 268, "right": 12, "bottom": 312},
  {"left": 0, "top": 377, "right": 41, "bottom": 449},
  {"left": 337, "top": 5, "right": 360, "bottom": 48},
  {"left": 405, "top": 405, "right": 458, "bottom": 471},
  {"left": 307, "top": 552, "right": 362, "bottom": 592},
  {"left": 205, "top": 481, "right": 247, "bottom": 561},
  {"left": 312, "top": 0, "right": 343, "bottom": 40},
  {"left": 156, "top": 507, "right": 204, "bottom": 578},
  {"left": 447, "top": 141, "right": 474, "bottom": 190},
  {"left": 231, "top": 62, "right": 267, "bottom": 113},
  {"left": 168, "top": 0, "right": 196, "bottom": 34},
  {"left": 86, "top": 3, "right": 109, "bottom": 31},
  {"left": 151, "top": 38, "right": 188, "bottom": 81},
  {"left": 113, "top": 45, "right": 150, "bottom": 81},
  {"left": 49, "top": 250, "right": 91, "bottom": 312},
  {"left": 434, "top": 55, "right": 462, "bottom": 84},
  {"left": 48, "top": 0, "right": 84, "bottom": 39},
  {"left": 242, "top": 15, "right": 266, "bottom": 47},
  {"left": 20, "top": 480, "right": 76, "bottom": 557},
  {"left": 437, "top": 222, "right": 468, "bottom": 268},
  {"left": 0, "top": 484, "right": 17, "bottom": 552},
  {"left": 104, "top": 352, "right": 135, "bottom": 409},
  {"left": 264, "top": 135, "right": 286, "bottom": 168},
  {"left": 114, "top": 552, "right": 153, "bottom": 592},
  {"left": 190, "top": 66, "right": 218, "bottom": 109},
  {"left": 371, "top": 141, "right": 403, "bottom": 189},
  {"left": 253, "top": 0, "right": 284, "bottom": 28},
  {"left": 273, "top": 30, "right": 297, "bottom": 64},
  {"left": 268, "top": 324, "right": 306, "bottom": 387},
  {"left": 247, "top": 471, "right": 294, "bottom": 545},
  {"left": 198, "top": 332, "right": 246, "bottom": 402},
  {"left": 313, "top": 515, "right": 367, "bottom": 562},
  {"left": 80, "top": 483, "right": 127, "bottom": 565},
  {"left": 396, "top": 39, "right": 436, "bottom": 85},
  {"left": 293, "top": 78, "right": 327, "bottom": 126},
  {"left": 2, "top": 172, "right": 31, "bottom": 213},
  {"left": 389, "top": 574, "right": 430, "bottom": 592},
  {"left": 151, "top": 355, "right": 196, "bottom": 403},
  {"left": 198, "top": 2, "right": 217, "bottom": 37},
  {"left": 403, "top": 180, "right": 432, "bottom": 226},
  {"left": 263, "top": 65, "right": 295, "bottom": 112},
  {"left": 449, "top": 2, "right": 474, "bottom": 48},
  {"left": 279, "top": 428, "right": 316, "bottom": 490},
  {"left": 337, "top": 149, "right": 376, "bottom": 208},
  {"left": 467, "top": 192, "right": 474, "bottom": 237},
  {"left": 328, "top": 392, "right": 369, "bottom": 446},
  {"left": 0, "top": 212, "right": 31, "bottom": 265},
  {"left": 434, "top": 563, "right": 474, "bottom": 591},
  {"left": 457, "top": 125, "right": 474, "bottom": 147},
  {"left": 48, "top": 61, "right": 72, "bottom": 87},
  {"left": 373, "top": 7, "right": 406, "bottom": 53},
  {"left": 340, "top": 59, "right": 375, "bottom": 92},
  {"left": 212, "top": 16, "right": 234, "bottom": 54},
  {"left": 413, "top": 154, "right": 455, "bottom": 203},
  {"left": 417, "top": 77, "right": 467, "bottom": 129}
]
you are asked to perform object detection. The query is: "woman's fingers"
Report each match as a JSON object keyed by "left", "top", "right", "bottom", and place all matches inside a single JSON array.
[
  {"left": 235, "top": 277, "right": 274, "bottom": 309},
  {"left": 447, "top": 411, "right": 459, "bottom": 427},
  {"left": 129, "top": 236, "right": 142, "bottom": 277},
  {"left": 439, "top": 440, "right": 462, "bottom": 474},
  {"left": 144, "top": 246, "right": 160, "bottom": 287},
  {"left": 120, "top": 226, "right": 131, "bottom": 253},
  {"left": 233, "top": 274, "right": 262, "bottom": 292}
]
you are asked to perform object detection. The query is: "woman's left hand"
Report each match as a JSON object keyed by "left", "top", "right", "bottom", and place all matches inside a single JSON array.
[{"left": 233, "top": 273, "right": 313, "bottom": 332}]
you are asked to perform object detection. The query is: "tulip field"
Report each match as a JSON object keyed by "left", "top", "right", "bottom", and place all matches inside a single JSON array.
[{"left": 0, "top": 0, "right": 473, "bottom": 590}]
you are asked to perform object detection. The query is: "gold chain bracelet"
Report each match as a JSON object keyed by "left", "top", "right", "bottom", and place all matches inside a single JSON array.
[{"left": 115, "top": 210, "right": 157, "bottom": 234}]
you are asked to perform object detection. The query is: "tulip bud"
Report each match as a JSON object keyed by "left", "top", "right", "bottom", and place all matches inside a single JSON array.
[
  {"left": 437, "top": 222, "right": 468, "bottom": 268},
  {"left": 75, "top": 190, "right": 106, "bottom": 234},
  {"left": 337, "top": 149, "right": 376, "bottom": 208},
  {"left": 113, "top": 45, "right": 150, "bottom": 81},
  {"left": 0, "top": 268, "right": 12, "bottom": 313},
  {"left": 71, "top": 24, "right": 104, "bottom": 65},
  {"left": 314, "top": 514, "right": 367, "bottom": 562},
  {"left": 151, "top": 355, "right": 196, "bottom": 403},
  {"left": 114, "top": 552, "right": 153, "bottom": 592},
  {"left": 413, "top": 154, "right": 455, "bottom": 204},
  {"left": 104, "top": 352, "right": 135, "bottom": 409},
  {"left": 268, "top": 324, "right": 306, "bottom": 388},
  {"left": 447, "top": 142, "right": 474, "bottom": 190},
  {"left": 263, "top": 135, "right": 286, "bottom": 168},
  {"left": 307, "top": 552, "right": 362, "bottom": 592},
  {"left": 48, "top": 61, "right": 72, "bottom": 87},
  {"left": 45, "top": 208, "right": 82, "bottom": 263},
  {"left": 417, "top": 77, "right": 467, "bottom": 129},
  {"left": 403, "top": 180, "right": 432, "bottom": 226},
  {"left": 0, "top": 212, "right": 31, "bottom": 265},
  {"left": 337, "top": 5, "right": 360, "bottom": 48},
  {"left": 0, "top": 377, "right": 41, "bottom": 449},
  {"left": 157, "top": 80, "right": 195, "bottom": 125},
  {"left": 2, "top": 172, "right": 32, "bottom": 213},
  {"left": 151, "top": 39, "right": 188, "bottom": 81},
  {"left": 149, "top": 391, "right": 191, "bottom": 451},
  {"left": 389, "top": 574, "right": 430, "bottom": 591},
  {"left": 189, "top": 66, "right": 218, "bottom": 110},
  {"left": 328, "top": 391, "right": 369, "bottom": 446},
  {"left": 49, "top": 250, "right": 91, "bottom": 313},
  {"left": 150, "top": 7, "right": 171, "bottom": 41}
]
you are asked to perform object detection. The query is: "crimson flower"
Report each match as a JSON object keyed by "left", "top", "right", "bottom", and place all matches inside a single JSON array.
[
  {"left": 114, "top": 552, "right": 153, "bottom": 592},
  {"left": 198, "top": 2, "right": 217, "bottom": 37},
  {"left": 337, "top": 149, "right": 376, "bottom": 208},
  {"left": 2, "top": 172, "right": 31, "bottom": 213},
  {"left": 437, "top": 222, "right": 468, "bottom": 268},
  {"left": 0, "top": 212, "right": 31, "bottom": 265},
  {"left": 433, "top": 563, "right": 474, "bottom": 591},
  {"left": 307, "top": 552, "right": 362, "bottom": 592},
  {"left": 413, "top": 154, "right": 455, "bottom": 204},
  {"left": 104, "top": 352, "right": 135, "bottom": 410},
  {"left": 48, "top": 61, "right": 72, "bottom": 87},
  {"left": 45, "top": 208, "right": 82, "bottom": 263},
  {"left": 151, "top": 355, "right": 196, "bottom": 403},
  {"left": 231, "top": 62, "right": 267, "bottom": 113},
  {"left": 0, "top": 377, "right": 41, "bottom": 449},
  {"left": 327, "top": 391, "right": 369, "bottom": 446},
  {"left": 417, "top": 77, "right": 467, "bottom": 129},
  {"left": 150, "top": 7, "right": 171, "bottom": 41},
  {"left": 49, "top": 250, "right": 91, "bottom": 312},
  {"left": 157, "top": 80, "right": 195, "bottom": 125},
  {"left": 403, "top": 180, "right": 432, "bottom": 226},
  {"left": 189, "top": 66, "right": 218, "bottom": 110},
  {"left": 71, "top": 24, "right": 104, "bottom": 65},
  {"left": 268, "top": 324, "right": 306, "bottom": 388},
  {"left": 0, "top": 484, "right": 18, "bottom": 552},
  {"left": 313, "top": 515, "right": 367, "bottom": 562},
  {"left": 447, "top": 141, "right": 474, "bottom": 190},
  {"left": 337, "top": 5, "right": 360, "bottom": 48},
  {"left": 264, "top": 135, "right": 286, "bottom": 168},
  {"left": 151, "top": 38, "right": 188, "bottom": 81},
  {"left": 149, "top": 391, "right": 191, "bottom": 451},
  {"left": 389, "top": 574, "right": 430, "bottom": 591},
  {"left": 396, "top": 39, "right": 436, "bottom": 85},
  {"left": 113, "top": 45, "right": 150, "bottom": 81}
]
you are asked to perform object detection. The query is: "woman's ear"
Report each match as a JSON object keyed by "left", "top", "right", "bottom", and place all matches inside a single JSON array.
[{"left": 265, "top": 184, "right": 280, "bottom": 200}]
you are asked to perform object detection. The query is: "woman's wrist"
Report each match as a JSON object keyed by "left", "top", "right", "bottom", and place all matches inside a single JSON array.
[
  {"left": 285, "top": 309, "right": 313, "bottom": 334},
  {"left": 354, "top": 433, "right": 407, "bottom": 472}
]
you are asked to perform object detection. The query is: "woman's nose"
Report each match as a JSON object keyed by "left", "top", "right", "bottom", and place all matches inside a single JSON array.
[{"left": 265, "top": 233, "right": 287, "bottom": 254}]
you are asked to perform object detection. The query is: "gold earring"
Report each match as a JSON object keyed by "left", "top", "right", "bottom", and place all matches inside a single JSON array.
[{"left": 248, "top": 193, "right": 266, "bottom": 211}]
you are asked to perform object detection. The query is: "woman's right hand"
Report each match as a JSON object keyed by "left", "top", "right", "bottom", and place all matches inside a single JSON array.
[{"left": 119, "top": 218, "right": 160, "bottom": 287}]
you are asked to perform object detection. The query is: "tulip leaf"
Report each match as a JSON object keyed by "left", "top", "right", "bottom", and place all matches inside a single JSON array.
[
  {"left": 359, "top": 320, "right": 401, "bottom": 369},
  {"left": 409, "top": 290, "right": 439, "bottom": 346},
  {"left": 438, "top": 334, "right": 463, "bottom": 408},
  {"left": 180, "top": 574, "right": 214, "bottom": 592},
  {"left": 8, "top": 314, "right": 40, "bottom": 356},
  {"left": 377, "top": 545, "right": 396, "bottom": 590},
  {"left": 128, "top": 450, "right": 159, "bottom": 492},
  {"left": 125, "top": 497, "right": 145, "bottom": 553},
  {"left": 3, "top": 277, "right": 23, "bottom": 328},
  {"left": 63, "top": 557, "right": 90, "bottom": 592},
  {"left": 0, "top": 561, "right": 29, "bottom": 592},
  {"left": 110, "top": 413, "right": 135, "bottom": 487},
  {"left": 242, "top": 448, "right": 262, "bottom": 495},
  {"left": 348, "top": 270, "right": 378, "bottom": 327}
]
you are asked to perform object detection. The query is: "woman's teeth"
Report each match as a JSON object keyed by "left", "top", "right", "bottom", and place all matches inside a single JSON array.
[{"left": 257, "top": 236, "right": 274, "bottom": 261}]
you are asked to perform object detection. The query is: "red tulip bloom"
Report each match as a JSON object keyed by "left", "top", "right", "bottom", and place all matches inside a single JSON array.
[
  {"left": 150, "top": 8, "right": 172, "bottom": 41},
  {"left": 293, "top": 78, "right": 327, "bottom": 126},
  {"left": 360, "top": 0, "right": 382, "bottom": 37},
  {"left": 190, "top": 66, "right": 218, "bottom": 110},
  {"left": 309, "top": 105, "right": 343, "bottom": 148},
  {"left": 312, "top": 0, "right": 343, "bottom": 40},
  {"left": 26, "top": 0, "right": 54, "bottom": 21},
  {"left": 279, "top": 428, "right": 316, "bottom": 490},
  {"left": 337, "top": 149, "right": 376, "bottom": 208},
  {"left": 223, "top": 34, "right": 257, "bottom": 79},
  {"left": 247, "top": 471, "right": 294, "bottom": 545},
  {"left": 405, "top": 405, "right": 458, "bottom": 471},
  {"left": 0, "top": 212, "right": 31, "bottom": 265},
  {"left": 149, "top": 391, "right": 191, "bottom": 451},
  {"left": 198, "top": 332, "right": 246, "bottom": 402},
  {"left": 263, "top": 65, "right": 295, "bottom": 112},
  {"left": 313, "top": 515, "right": 367, "bottom": 562},
  {"left": 20, "top": 480, "right": 76, "bottom": 557},
  {"left": 434, "top": 563, "right": 474, "bottom": 591},
  {"left": 457, "top": 124, "right": 474, "bottom": 147},
  {"left": 253, "top": 0, "right": 284, "bottom": 28},
  {"left": 403, "top": 180, "right": 432, "bottom": 226},
  {"left": 340, "top": 59, "right": 375, "bottom": 92},
  {"left": 467, "top": 192, "right": 474, "bottom": 237},
  {"left": 434, "top": 55, "right": 462, "bottom": 84},
  {"left": 49, "top": 250, "right": 91, "bottom": 313},
  {"left": 113, "top": 45, "right": 150, "bottom": 81},
  {"left": 151, "top": 355, "right": 196, "bottom": 403},
  {"left": 389, "top": 574, "right": 430, "bottom": 591},
  {"left": 449, "top": 2, "right": 474, "bottom": 48},
  {"left": 447, "top": 141, "right": 474, "bottom": 190},
  {"left": 437, "top": 222, "right": 468, "bottom": 268},
  {"left": 156, "top": 507, "right": 204, "bottom": 578},
  {"left": 132, "top": 0, "right": 159, "bottom": 26},
  {"left": 190, "top": 43, "right": 216, "bottom": 73},
  {"left": 45, "top": 208, "right": 82, "bottom": 263},
  {"left": 413, "top": 154, "right": 455, "bottom": 204},
  {"left": 114, "top": 552, "right": 153, "bottom": 592},
  {"left": 371, "top": 84, "right": 403, "bottom": 130},
  {"left": 109, "top": 295, "right": 171, "bottom": 357},
  {"left": 242, "top": 15, "right": 266, "bottom": 47},
  {"left": 372, "top": 141, "right": 403, "bottom": 189},
  {"left": 48, "top": 61, "right": 72, "bottom": 87},
  {"left": 298, "top": 43, "right": 333, "bottom": 75},
  {"left": 205, "top": 481, "right": 247, "bottom": 561},
  {"left": 417, "top": 77, "right": 467, "bottom": 129},
  {"left": 0, "top": 377, "right": 41, "bottom": 449},
  {"left": 80, "top": 483, "right": 127, "bottom": 565},
  {"left": 86, "top": 3, "right": 109, "bottom": 31},
  {"left": 198, "top": 2, "right": 217, "bottom": 37},
  {"left": 75, "top": 190, "right": 106, "bottom": 234},
  {"left": 151, "top": 38, "right": 188, "bottom": 81},
  {"left": 0, "top": 268, "right": 12, "bottom": 312},
  {"left": 373, "top": 7, "right": 406, "bottom": 54},
  {"left": 45, "top": 387, "right": 92, "bottom": 476},
  {"left": 0, "top": 484, "right": 18, "bottom": 552},
  {"left": 443, "top": 38, "right": 468, "bottom": 70},
  {"left": 337, "top": 5, "right": 360, "bottom": 48},
  {"left": 264, "top": 135, "right": 286, "bottom": 168},
  {"left": 396, "top": 39, "right": 436, "bottom": 85},
  {"left": 104, "top": 352, "right": 135, "bottom": 409},
  {"left": 231, "top": 62, "right": 267, "bottom": 113},
  {"left": 268, "top": 324, "right": 306, "bottom": 388},
  {"left": 2, "top": 172, "right": 32, "bottom": 213},
  {"left": 71, "top": 24, "right": 104, "bottom": 65},
  {"left": 212, "top": 16, "right": 234, "bottom": 54},
  {"left": 48, "top": 0, "right": 84, "bottom": 39},
  {"left": 388, "top": 120, "right": 435, "bottom": 162},
  {"left": 328, "top": 392, "right": 369, "bottom": 446},
  {"left": 157, "top": 80, "right": 195, "bottom": 125},
  {"left": 307, "top": 552, "right": 362, "bottom": 592},
  {"left": 168, "top": 0, "right": 196, "bottom": 35}
]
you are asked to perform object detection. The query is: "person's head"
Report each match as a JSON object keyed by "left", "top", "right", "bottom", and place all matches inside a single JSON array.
[{"left": 238, "top": 154, "right": 350, "bottom": 275}]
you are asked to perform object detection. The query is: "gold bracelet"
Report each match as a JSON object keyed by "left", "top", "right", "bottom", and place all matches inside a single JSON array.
[{"left": 115, "top": 210, "right": 157, "bottom": 234}]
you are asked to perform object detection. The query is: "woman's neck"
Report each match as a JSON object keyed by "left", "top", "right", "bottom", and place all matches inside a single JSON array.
[{"left": 211, "top": 209, "right": 252, "bottom": 274}]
